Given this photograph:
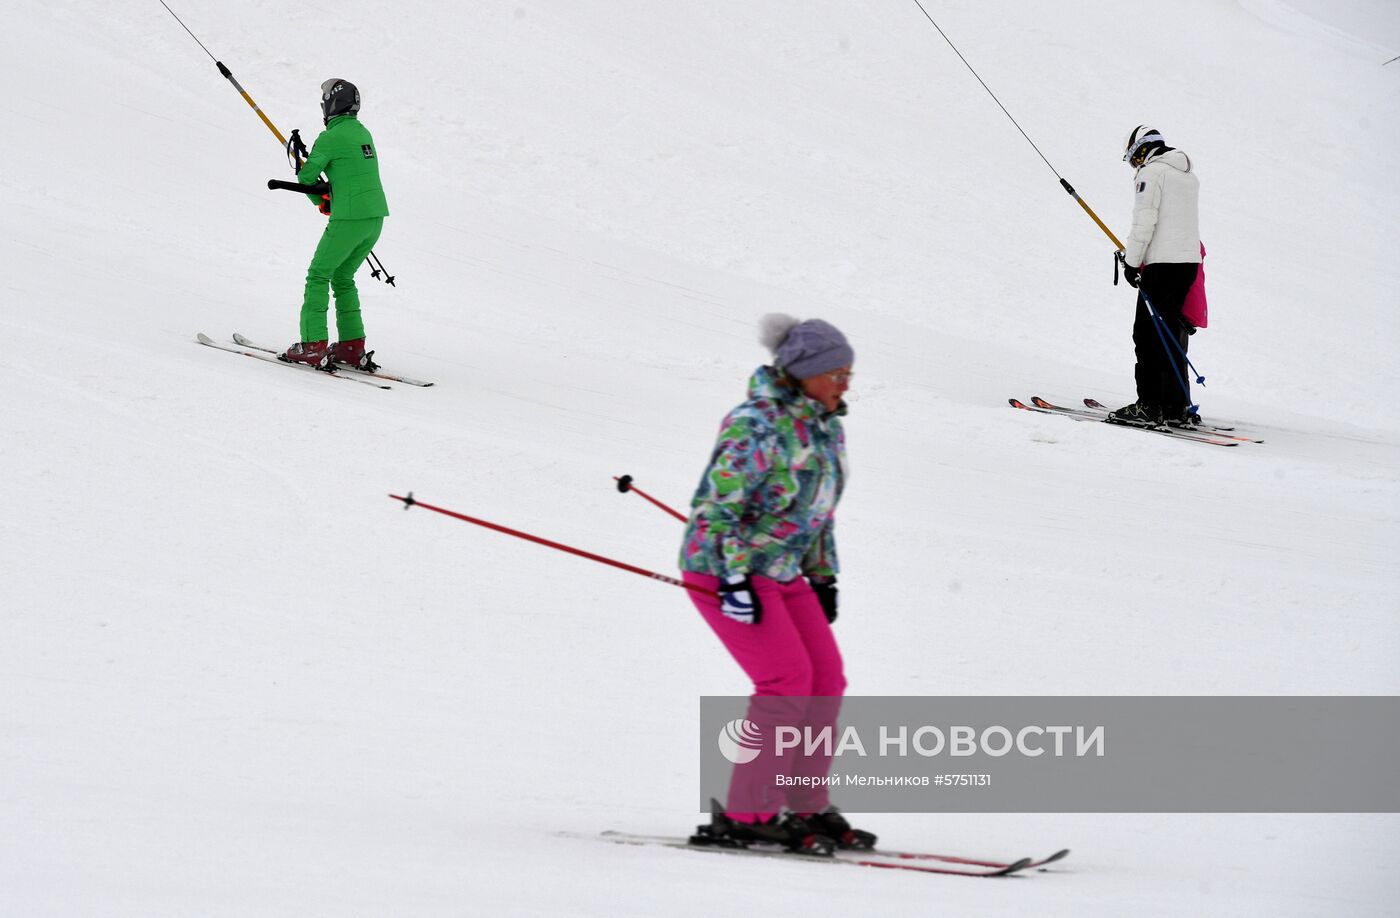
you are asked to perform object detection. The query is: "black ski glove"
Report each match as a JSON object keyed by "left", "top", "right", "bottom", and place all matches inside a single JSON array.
[
  {"left": 718, "top": 574, "right": 762, "bottom": 625},
  {"left": 808, "top": 576, "right": 838, "bottom": 624},
  {"left": 1115, "top": 252, "right": 1141, "bottom": 288}
]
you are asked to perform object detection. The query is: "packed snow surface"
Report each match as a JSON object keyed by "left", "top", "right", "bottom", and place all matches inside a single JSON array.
[{"left": 2, "top": 0, "right": 1398, "bottom": 915}]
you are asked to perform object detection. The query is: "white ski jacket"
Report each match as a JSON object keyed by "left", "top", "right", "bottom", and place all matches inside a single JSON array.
[{"left": 1124, "top": 149, "right": 1200, "bottom": 267}]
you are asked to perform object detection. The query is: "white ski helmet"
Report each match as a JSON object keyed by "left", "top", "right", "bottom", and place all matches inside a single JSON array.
[{"left": 1123, "top": 124, "right": 1165, "bottom": 166}]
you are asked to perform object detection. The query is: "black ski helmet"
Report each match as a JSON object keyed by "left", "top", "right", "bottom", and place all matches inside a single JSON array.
[
  {"left": 1123, "top": 125, "right": 1165, "bottom": 167},
  {"left": 321, "top": 78, "right": 361, "bottom": 122}
]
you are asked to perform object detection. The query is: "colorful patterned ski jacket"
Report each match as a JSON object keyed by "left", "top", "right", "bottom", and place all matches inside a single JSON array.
[{"left": 680, "top": 365, "right": 846, "bottom": 582}]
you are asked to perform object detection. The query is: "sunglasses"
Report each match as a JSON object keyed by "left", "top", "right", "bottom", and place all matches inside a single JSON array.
[{"left": 823, "top": 370, "right": 853, "bottom": 383}]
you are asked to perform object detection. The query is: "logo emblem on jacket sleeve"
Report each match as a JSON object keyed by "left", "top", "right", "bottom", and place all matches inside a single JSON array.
[{"left": 361, "top": 144, "right": 375, "bottom": 159}]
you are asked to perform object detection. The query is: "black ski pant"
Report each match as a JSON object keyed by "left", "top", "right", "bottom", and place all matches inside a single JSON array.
[{"left": 1132, "top": 262, "right": 1199, "bottom": 416}]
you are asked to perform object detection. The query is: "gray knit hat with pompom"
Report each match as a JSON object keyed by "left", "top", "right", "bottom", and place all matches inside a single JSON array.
[{"left": 758, "top": 313, "right": 854, "bottom": 380}]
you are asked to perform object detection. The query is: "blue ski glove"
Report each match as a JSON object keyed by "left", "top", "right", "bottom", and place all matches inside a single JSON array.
[
  {"left": 808, "top": 576, "right": 838, "bottom": 624},
  {"left": 718, "top": 574, "right": 762, "bottom": 625}
]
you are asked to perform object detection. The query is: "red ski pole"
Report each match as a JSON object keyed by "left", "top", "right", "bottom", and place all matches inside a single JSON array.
[
  {"left": 614, "top": 474, "right": 688, "bottom": 523},
  {"left": 390, "top": 493, "right": 716, "bottom": 597}
]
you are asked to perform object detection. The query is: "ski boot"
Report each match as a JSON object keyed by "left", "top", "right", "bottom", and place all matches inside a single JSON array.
[
  {"left": 690, "top": 800, "right": 836, "bottom": 856},
  {"left": 1107, "top": 400, "right": 1165, "bottom": 428},
  {"left": 279, "top": 340, "right": 330, "bottom": 369},
  {"left": 805, "top": 805, "right": 877, "bottom": 850},
  {"left": 328, "top": 338, "right": 380, "bottom": 372},
  {"left": 1166, "top": 407, "right": 1201, "bottom": 429}
]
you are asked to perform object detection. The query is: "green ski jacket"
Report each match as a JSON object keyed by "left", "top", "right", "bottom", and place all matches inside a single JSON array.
[{"left": 297, "top": 114, "right": 389, "bottom": 221}]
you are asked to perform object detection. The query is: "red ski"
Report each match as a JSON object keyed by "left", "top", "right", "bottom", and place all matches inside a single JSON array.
[
  {"left": 867, "top": 845, "right": 1070, "bottom": 870},
  {"left": 1009, "top": 397, "right": 1239, "bottom": 447},
  {"left": 589, "top": 831, "right": 1049, "bottom": 878}
]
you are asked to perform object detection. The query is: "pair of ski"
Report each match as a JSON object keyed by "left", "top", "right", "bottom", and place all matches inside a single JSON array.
[
  {"left": 195, "top": 333, "right": 433, "bottom": 387},
  {"left": 596, "top": 830, "right": 1068, "bottom": 878},
  {"left": 1011, "top": 396, "right": 1262, "bottom": 447}
]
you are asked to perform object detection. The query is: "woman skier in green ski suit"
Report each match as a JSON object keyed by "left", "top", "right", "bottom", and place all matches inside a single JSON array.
[{"left": 280, "top": 78, "right": 389, "bottom": 369}]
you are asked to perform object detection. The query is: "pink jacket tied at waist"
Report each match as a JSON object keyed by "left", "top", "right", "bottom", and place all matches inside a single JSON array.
[{"left": 1182, "top": 242, "right": 1209, "bottom": 329}]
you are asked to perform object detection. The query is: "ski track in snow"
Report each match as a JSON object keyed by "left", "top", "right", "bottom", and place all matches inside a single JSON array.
[{"left": 1239, "top": 0, "right": 1400, "bottom": 60}]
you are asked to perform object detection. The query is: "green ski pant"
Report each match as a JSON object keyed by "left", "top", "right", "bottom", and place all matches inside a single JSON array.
[{"left": 300, "top": 217, "right": 384, "bottom": 342}]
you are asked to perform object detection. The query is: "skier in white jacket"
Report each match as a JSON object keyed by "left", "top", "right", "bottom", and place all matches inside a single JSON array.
[{"left": 1112, "top": 125, "right": 1201, "bottom": 428}]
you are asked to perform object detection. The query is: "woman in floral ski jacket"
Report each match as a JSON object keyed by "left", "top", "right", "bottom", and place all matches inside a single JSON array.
[{"left": 681, "top": 314, "right": 875, "bottom": 855}]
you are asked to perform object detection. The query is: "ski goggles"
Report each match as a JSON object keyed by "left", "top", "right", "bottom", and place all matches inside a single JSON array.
[{"left": 1123, "top": 132, "right": 1164, "bottom": 163}]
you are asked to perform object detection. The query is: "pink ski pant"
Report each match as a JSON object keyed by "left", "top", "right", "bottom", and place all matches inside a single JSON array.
[{"left": 685, "top": 572, "right": 846, "bottom": 820}]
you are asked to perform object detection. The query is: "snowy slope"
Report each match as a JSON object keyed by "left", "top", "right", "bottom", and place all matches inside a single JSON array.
[{"left": 2, "top": 1, "right": 1398, "bottom": 915}]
